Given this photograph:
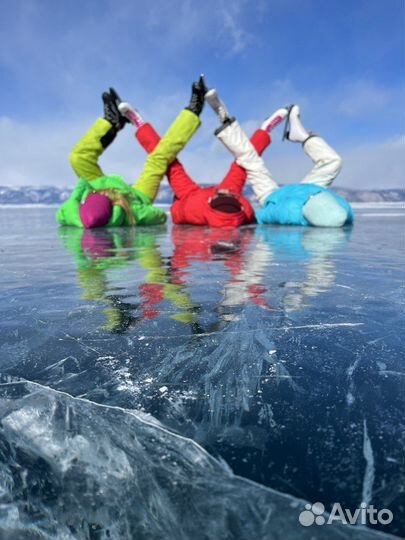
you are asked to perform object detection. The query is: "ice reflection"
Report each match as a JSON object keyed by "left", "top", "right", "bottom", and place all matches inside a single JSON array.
[
  {"left": 60, "top": 227, "right": 142, "bottom": 332},
  {"left": 59, "top": 227, "right": 198, "bottom": 332},
  {"left": 256, "top": 227, "right": 352, "bottom": 312},
  {"left": 168, "top": 226, "right": 351, "bottom": 327},
  {"left": 1, "top": 209, "right": 404, "bottom": 538},
  {"left": 58, "top": 226, "right": 350, "bottom": 334},
  {"left": 169, "top": 226, "right": 276, "bottom": 330}
]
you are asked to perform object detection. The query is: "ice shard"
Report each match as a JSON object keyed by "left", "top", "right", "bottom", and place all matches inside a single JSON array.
[{"left": 0, "top": 380, "right": 398, "bottom": 540}]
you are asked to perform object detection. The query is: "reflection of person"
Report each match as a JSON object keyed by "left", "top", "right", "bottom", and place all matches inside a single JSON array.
[
  {"left": 206, "top": 93, "right": 354, "bottom": 227},
  {"left": 256, "top": 226, "right": 352, "bottom": 312},
  {"left": 169, "top": 226, "right": 276, "bottom": 329},
  {"left": 128, "top": 226, "right": 354, "bottom": 490},
  {"left": 56, "top": 81, "right": 205, "bottom": 228},
  {"left": 59, "top": 227, "right": 197, "bottom": 332}
]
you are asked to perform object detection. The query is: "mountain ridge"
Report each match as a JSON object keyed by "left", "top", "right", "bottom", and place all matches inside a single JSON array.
[{"left": 0, "top": 185, "right": 404, "bottom": 204}]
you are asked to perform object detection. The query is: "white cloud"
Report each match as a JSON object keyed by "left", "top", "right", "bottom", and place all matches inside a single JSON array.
[
  {"left": 338, "top": 80, "right": 396, "bottom": 118},
  {"left": 140, "top": 0, "right": 255, "bottom": 56},
  {"left": 218, "top": 0, "right": 250, "bottom": 54},
  {"left": 256, "top": 134, "right": 405, "bottom": 190},
  {"left": 0, "top": 0, "right": 258, "bottom": 95},
  {"left": 0, "top": 1, "right": 403, "bottom": 195},
  {"left": 1, "top": 112, "right": 403, "bottom": 191},
  {"left": 339, "top": 135, "right": 405, "bottom": 189},
  {"left": 0, "top": 116, "right": 79, "bottom": 187}
]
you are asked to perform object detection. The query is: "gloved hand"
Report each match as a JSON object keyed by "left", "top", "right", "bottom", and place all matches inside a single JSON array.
[
  {"left": 186, "top": 75, "right": 207, "bottom": 117},
  {"left": 102, "top": 87, "right": 130, "bottom": 130}
]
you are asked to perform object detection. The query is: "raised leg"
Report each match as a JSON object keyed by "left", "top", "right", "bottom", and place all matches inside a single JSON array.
[
  {"left": 300, "top": 136, "right": 343, "bottom": 188},
  {"left": 135, "top": 123, "right": 199, "bottom": 201},
  {"left": 216, "top": 120, "right": 279, "bottom": 205},
  {"left": 69, "top": 118, "right": 115, "bottom": 181},
  {"left": 217, "top": 129, "right": 273, "bottom": 195},
  {"left": 133, "top": 109, "right": 200, "bottom": 202}
]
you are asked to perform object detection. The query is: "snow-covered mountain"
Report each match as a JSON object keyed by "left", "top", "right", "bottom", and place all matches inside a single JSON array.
[
  {"left": 0, "top": 184, "right": 404, "bottom": 205},
  {"left": 0, "top": 186, "right": 71, "bottom": 205}
]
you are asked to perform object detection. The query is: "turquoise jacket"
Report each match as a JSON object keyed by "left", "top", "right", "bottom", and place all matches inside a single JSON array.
[{"left": 256, "top": 184, "right": 354, "bottom": 226}]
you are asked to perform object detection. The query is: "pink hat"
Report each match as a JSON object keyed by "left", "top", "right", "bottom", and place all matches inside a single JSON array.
[{"left": 79, "top": 193, "right": 113, "bottom": 229}]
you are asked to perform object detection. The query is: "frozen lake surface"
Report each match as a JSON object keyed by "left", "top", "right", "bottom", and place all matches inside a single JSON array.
[{"left": 0, "top": 206, "right": 404, "bottom": 539}]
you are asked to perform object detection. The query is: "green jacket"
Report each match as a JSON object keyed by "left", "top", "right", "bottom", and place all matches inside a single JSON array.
[
  {"left": 56, "top": 176, "right": 167, "bottom": 227},
  {"left": 56, "top": 109, "right": 200, "bottom": 228}
]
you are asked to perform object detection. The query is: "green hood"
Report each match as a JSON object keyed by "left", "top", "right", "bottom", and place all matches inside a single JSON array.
[{"left": 56, "top": 176, "right": 167, "bottom": 228}]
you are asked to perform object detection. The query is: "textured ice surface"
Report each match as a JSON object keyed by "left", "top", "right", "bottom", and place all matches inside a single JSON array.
[
  {"left": 0, "top": 206, "right": 404, "bottom": 538},
  {"left": 0, "top": 380, "right": 398, "bottom": 540}
]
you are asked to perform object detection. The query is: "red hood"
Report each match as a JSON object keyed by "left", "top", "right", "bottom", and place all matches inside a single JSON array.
[
  {"left": 171, "top": 188, "right": 256, "bottom": 228},
  {"left": 205, "top": 193, "right": 255, "bottom": 228}
]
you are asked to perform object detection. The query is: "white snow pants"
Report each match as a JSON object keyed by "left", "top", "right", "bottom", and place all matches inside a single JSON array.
[
  {"left": 216, "top": 120, "right": 278, "bottom": 205},
  {"left": 217, "top": 120, "right": 342, "bottom": 206}
]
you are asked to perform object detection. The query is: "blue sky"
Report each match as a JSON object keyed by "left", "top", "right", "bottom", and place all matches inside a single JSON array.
[{"left": 0, "top": 0, "right": 404, "bottom": 189}]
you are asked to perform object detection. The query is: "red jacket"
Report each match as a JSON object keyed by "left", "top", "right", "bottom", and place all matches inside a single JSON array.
[
  {"left": 171, "top": 187, "right": 255, "bottom": 228},
  {"left": 136, "top": 122, "right": 269, "bottom": 229}
]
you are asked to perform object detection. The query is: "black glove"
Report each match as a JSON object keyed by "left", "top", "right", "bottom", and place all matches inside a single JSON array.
[
  {"left": 102, "top": 88, "right": 129, "bottom": 131},
  {"left": 186, "top": 75, "right": 207, "bottom": 117},
  {"left": 198, "top": 74, "right": 208, "bottom": 95}
]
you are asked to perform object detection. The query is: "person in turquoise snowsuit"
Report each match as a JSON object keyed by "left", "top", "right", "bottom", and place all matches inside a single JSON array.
[
  {"left": 255, "top": 105, "right": 353, "bottom": 227},
  {"left": 212, "top": 101, "right": 354, "bottom": 228}
]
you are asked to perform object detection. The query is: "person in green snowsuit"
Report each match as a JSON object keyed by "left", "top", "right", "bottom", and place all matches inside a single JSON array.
[{"left": 56, "top": 81, "right": 206, "bottom": 228}]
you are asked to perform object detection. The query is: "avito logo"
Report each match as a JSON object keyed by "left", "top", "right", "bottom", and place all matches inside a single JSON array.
[{"left": 298, "top": 502, "right": 393, "bottom": 527}]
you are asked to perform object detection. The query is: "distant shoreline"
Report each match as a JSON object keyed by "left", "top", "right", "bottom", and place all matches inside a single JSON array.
[
  {"left": 1, "top": 186, "right": 404, "bottom": 206},
  {"left": 0, "top": 202, "right": 403, "bottom": 209},
  {"left": 350, "top": 202, "right": 405, "bottom": 208},
  {"left": 0, "top": 203, "right": 172, "bottom": 209}
]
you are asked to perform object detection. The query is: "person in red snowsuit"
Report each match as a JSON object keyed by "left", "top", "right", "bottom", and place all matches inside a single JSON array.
[{"left": 120, "top": 81, "right": 283, "bottom": 229}]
